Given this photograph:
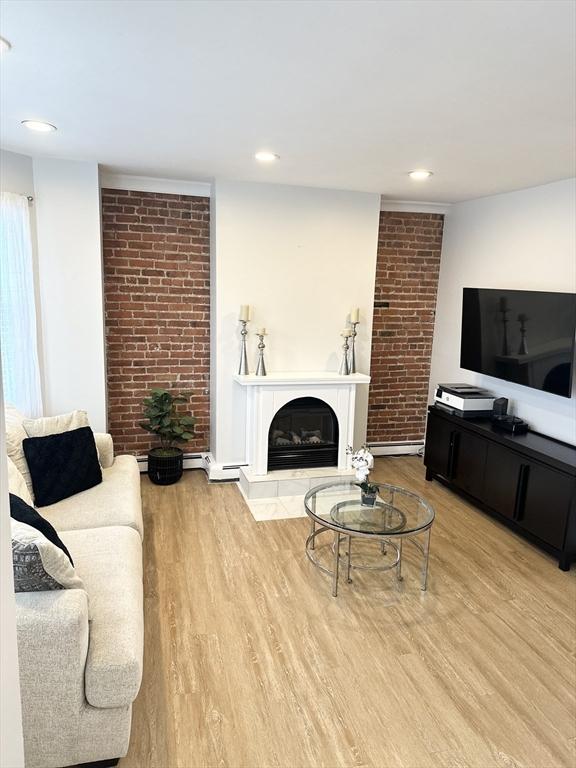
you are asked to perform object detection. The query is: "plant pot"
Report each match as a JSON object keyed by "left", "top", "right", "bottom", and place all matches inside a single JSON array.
[
  {"left": 361, "top": 490, "right": 377, "bottom": 507},
  {"left": 147, "top": 447, "right": 183, "bottom": 485}
]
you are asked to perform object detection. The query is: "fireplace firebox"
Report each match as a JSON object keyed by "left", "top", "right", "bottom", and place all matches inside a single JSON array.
[{"left": 268, "top": 397, "right": 339, "bottom": 470}]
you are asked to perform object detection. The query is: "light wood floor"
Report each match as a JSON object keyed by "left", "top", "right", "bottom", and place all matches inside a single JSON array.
[{"left": 123, "top": 457, "right": 576, "bottom": 768}]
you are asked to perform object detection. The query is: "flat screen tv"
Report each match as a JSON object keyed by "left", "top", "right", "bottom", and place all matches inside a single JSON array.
[{"left": 461, "top": 288, "right": 576, "bottom": 398}]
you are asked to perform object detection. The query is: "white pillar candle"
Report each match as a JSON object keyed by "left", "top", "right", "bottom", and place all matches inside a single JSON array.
[
  {"left": 341, "top": 329, "right": 352, "bottom": 337},
  {"left": 350, "top": 307, "right": 360, "bottom": 323},
  {"left": 239, "top": 305, "right": 250, "bottom": 321},
  {"left": 257, "top": 328, "right": 266, "bottom": 335}
]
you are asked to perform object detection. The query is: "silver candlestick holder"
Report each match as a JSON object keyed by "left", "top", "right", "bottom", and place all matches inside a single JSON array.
[
  {"left": 238, "top": 320, "right": 249, "bottom": 375},
  {"left": 339, "top": 331, "right": 351, "bottom": 375},
  {"left": 255, "top": 332, "right": 267, "bottom": 376},
  {"left": 348, "top": 321, "right": 359, "bottom": 373}
]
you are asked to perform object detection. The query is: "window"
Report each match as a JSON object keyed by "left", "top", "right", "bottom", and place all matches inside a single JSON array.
[{"left": 0, "top": 192, "right": 42, "bottom": 417}]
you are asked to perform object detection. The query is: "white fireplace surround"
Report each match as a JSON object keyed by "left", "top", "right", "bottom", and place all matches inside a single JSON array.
[{"left": 233, "top": 372, "right": 371, "bottom": 476}]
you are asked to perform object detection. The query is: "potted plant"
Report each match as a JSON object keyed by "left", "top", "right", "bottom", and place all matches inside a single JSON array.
[
  {"left": 140, "top": 388, "right": 196, "bottom": 485},
  {"left": 347, "top": 445, "right": 378, "bottom": 506},
  {"left": 357, "top": 480, "right": 380, "bottom": 507}
]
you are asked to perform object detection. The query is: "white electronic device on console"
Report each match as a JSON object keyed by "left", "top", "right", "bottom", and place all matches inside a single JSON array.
[{"left": 434, "top": 383, "right": 495, "bottom": 418}]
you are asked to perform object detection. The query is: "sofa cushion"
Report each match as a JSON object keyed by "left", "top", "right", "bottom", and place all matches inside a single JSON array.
[
  {"left": 23, "top": 409, "right": 89, "bottom": 438},
  {"left": 93, "top": 432, "right": 114, "bottom": 469},
  {"left": 60, "top": 526, "right": 143, "bottom": 709},
  {"left": 23, "top": 427, "right": 103, "bottom": 507},
  {"left": 5, "top": 404, "right": 34, "bottom": 497},
  {"left": 41, "top": 455, "right": 143, "bottom": 539},
  {"left": 7, "top": 455, "right": 33, "bottom": 507},
  {"left": 11, "top": 518, "right": 84, "bottom": 593}
]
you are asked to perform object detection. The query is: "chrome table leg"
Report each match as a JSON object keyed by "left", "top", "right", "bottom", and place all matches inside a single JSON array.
[
  {"left": 420, "top": 528, "right": 431, "bottom": 591},
  {"left": 310, "top": 518, "right": 316, "bottom": 550},
  {"left": 397, "top": 538, "right": 403, "bottom": 582},
  {"left": 332, "top": 531, "right": 341, "bottom": 597},
  {"left": 346, "top": 535, "right": 352, "bottom": 583}
]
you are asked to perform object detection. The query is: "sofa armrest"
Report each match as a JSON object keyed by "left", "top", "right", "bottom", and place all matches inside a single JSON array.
[
  {"left": 16, "top": 589, "right": 89, "bottom": 768},
  {"left": 94, "top": 432, "right": 114, "bottom": 468}
]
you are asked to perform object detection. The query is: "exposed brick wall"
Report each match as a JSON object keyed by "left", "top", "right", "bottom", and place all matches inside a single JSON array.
[
  {"left": 367, "top": 211, "right": 444, "bottom": 444},
  {"left": 101, "top": 189, "right": 210, "bottom": 455}
]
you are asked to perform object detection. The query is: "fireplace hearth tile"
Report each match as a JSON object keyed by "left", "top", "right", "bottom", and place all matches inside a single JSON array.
[
  {"left": 245, "top": 480, "right": 279, "bottom": 500},
  {"left": 276, "top": 478, "right": 311, "bottom": 497},
  {"left": 245, "top": 499, "right": 288, "bottom": 522},
  {"left": 242, "top": 494, "right": 307, "bottom": 522},
  {"left": 241, "top": 466, "right": 355, "bottom": 483},
  {"left": 239, "top": 465, "right": 355, "bottom": 502}
]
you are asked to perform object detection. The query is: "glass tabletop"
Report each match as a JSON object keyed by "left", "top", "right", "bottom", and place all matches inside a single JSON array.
[{"left": 304, "top": 481, "right": 434, "bottom": 536}]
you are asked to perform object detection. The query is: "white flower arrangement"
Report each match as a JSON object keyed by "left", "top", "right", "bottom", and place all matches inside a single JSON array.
[{"left": 347, "top": 445, "right": 378, "bottom": 493}]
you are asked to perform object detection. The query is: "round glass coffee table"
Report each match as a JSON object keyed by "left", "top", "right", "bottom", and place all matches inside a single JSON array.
[{"left": 304, "top": 481, "right": 434, "bottom": 596}]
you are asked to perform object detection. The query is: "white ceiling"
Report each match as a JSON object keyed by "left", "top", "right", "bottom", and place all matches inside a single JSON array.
[{"left": 1, "top": 0, "right": 574, "bottom": 202}]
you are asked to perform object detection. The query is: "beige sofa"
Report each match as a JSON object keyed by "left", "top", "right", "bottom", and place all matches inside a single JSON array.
[{"left": 6, "top": 410, "right": 144, "bottom": 768}]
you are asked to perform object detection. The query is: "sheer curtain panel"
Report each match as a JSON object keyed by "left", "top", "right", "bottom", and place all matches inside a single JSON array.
[{"left": 0, "top": 192, "right": 43, "bottom": 417}]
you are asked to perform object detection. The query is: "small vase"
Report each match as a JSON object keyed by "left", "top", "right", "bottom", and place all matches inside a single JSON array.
[{"left": 361, "top": 490, "right": 377, "bottom": 507}]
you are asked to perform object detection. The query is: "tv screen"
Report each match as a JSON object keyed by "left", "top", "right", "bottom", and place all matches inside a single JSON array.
[{"left": 461, "top": 288, "right": 576, "bottom": 398}]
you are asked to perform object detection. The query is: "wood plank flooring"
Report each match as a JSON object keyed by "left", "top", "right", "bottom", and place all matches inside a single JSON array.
[{"left": 123, "top": 457, "right": 576, "bottom": 768}]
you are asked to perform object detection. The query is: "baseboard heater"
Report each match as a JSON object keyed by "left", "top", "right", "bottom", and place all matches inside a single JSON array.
[{"left": 368, "top": 441, "right": 424, "bottom": 456}]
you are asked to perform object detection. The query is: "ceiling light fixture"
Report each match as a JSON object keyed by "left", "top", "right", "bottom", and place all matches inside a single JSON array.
[
  {"left": 255, "top": 151, "right": 280, "bottom": 163},
  {"left": 0, "top": 36, "right": 12, "bottom": 53},
  {"left": 21, "top": 120, "right": 57, "bottom": 133},
  {"left": 408, "top": 169, "right": 433, "bottom": 180}
]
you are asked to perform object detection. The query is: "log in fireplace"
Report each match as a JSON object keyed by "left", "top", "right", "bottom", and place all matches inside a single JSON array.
[{"left": 268, "top": 397, "right": 339, "bottom": 470}]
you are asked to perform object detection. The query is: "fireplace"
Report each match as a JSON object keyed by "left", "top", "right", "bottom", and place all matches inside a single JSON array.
[
  {"left": 268, "top": 397, "right": 339, "bottom": 470},
  {"left": 233, "top": 371, "right": 370, "bottom": 477}
]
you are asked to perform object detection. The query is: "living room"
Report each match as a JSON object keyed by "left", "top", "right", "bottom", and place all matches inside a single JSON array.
[{"left": 1, "top": 1, "right": 575, "bottom": 767}]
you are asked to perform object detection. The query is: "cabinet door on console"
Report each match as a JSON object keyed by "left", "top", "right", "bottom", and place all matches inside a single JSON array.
[
  {"left": 518, "top": 464, "right": 575, "bottom": 549},
  {"left": 424, "top": 412, "right": 454, "bottom": 478},
  {"left": 451, "top": 430, "right": 487, "bottom": 499},
  {"left": 483, "top": 443, "right": 525, "bottom": 519}
]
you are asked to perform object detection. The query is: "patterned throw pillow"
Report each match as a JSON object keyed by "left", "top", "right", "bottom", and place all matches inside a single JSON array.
[
  {"left": 11, "top": 518, "right": 84, "bottom": 593},
  {"left": 10, "top": 494, "right": 74, "bottom": 565},
  {"left": 22, "top": 426, "right": 102, "bottom": 508}
]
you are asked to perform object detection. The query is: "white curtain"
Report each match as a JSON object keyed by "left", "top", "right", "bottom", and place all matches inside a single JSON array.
[{"left": 0, "top": 192, "right": 43, "bottom": 417}]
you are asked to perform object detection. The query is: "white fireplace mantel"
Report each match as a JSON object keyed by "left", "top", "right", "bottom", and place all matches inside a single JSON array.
[
  {"left": 233, "top": 372, "right": 371, "bottom": 387},
  {"left": 234, "top": 371, "right": 371, "bottom": 476}
]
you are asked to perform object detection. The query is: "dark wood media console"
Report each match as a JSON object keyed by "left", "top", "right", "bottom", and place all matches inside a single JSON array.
[{"left": 423, "top": 405, "right": 576, "bottom": 570}]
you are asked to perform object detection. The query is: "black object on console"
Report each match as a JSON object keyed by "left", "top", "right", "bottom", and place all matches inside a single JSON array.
[
  {"left": 491, "top": 415, "right": 529, "bottom": 435},
  {"left": 492, "top": 397, "right": 508, "bottom": 417}
]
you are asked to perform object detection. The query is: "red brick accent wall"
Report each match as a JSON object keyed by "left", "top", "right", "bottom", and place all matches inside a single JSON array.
[
  {"left": 367, "top": 211, "right": 444, "bottom": 444},
  {"left": 101, "top": 189, "right": 210, "bottom": 456}
]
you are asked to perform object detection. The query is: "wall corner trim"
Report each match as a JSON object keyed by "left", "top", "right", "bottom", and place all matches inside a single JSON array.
[
  {"left": 380, "top": 198, "right": 451, "bottom": 214},
  {"left": 99, "top": 171, "right": 211, "bottom": 197}
]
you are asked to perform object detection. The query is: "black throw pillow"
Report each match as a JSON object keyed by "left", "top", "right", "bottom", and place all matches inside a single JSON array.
[
  {"left": 9, "top": 493, "right": 74, "bottom": 566},
  {"left": 22, "top": 426, "right": 103, "bottom": 508}
]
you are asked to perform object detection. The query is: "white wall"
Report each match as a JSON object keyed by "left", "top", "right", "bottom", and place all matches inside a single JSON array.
[
  {"left": 33, "top": 158, "right": 107, "bottom": 431},
  {"left": 430, "top": 178, "right": 576, "bottom": 444},
  {"left": 0, "top": 359, "right": 25, "bottom": 768},
  {"left": 211, "top": 180, "right": 381, "bottom": 468},
  {"left": 1, "top": 149, "right": 34, "bottom": 198}
]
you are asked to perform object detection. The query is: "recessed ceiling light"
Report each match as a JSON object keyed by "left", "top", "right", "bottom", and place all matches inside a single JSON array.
[
  {"left": 408, "top": 169, "right": 433, "bottom": 180},
  {"left": 21, "top": 120, "right": 57, "bottom": 133},
  {"left": 0, "top": 37, "right": 12, "bottom": 53},
  {"left": 255, "top": 151, "right": 280, "bottom": 163}
]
